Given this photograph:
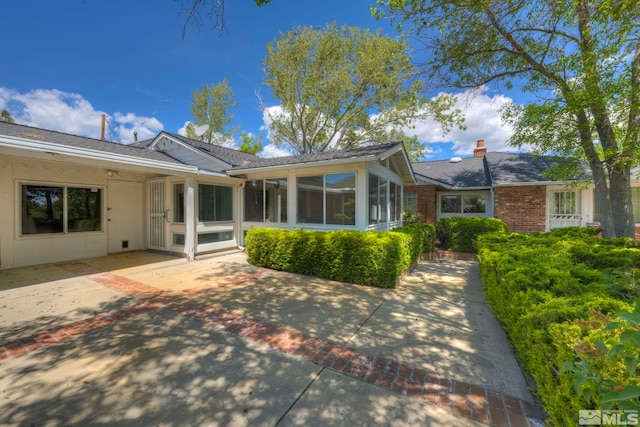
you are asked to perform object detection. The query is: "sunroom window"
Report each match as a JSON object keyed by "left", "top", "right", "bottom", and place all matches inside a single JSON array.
[
  {"left": 244, "top": 178, "right": 287, "bottom": 223},
  {"left": 298, "top": 173, "right": 356, "bottom": 225},
  {"left": 198, "top": 184, "right": 232, "bottom": 222}
]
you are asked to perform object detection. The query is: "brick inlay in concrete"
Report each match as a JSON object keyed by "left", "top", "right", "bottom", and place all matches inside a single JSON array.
[{"left": 1, "top": 261, "right": 545, "bottom": 427}]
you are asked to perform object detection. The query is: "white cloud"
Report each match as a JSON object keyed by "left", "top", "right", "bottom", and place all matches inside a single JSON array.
[
  {"left": 112, "top": 112, "right": 163, "bottom": 143},
  {"left": 404, "top": 86, "right": 521, "bottom": 157},
  {"left": 258, "top": 87, "right": 525, "bottom": 160},
  {"left": 0, "top": 87, "right": 163, "bottom": 144},
  {"left": 260, "top": 143, "right": 292, "bottom": 158}
]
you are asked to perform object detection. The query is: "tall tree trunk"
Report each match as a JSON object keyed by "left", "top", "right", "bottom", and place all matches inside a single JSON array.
[
  {"left": 577, "top": 0, "right": 634, "bottom": 238},
  {"left": 575, "top": 110, "right": 615, "bottom": 238},
  {"left": 609, "top": 165, "right": 635, "bottom": 238}
]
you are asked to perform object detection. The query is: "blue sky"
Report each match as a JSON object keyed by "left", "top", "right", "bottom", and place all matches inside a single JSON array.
[{"left": 0, "top": 0, "right": 520, "bottom": 160}]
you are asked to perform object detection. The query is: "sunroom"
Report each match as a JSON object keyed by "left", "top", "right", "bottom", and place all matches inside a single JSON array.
[{"left": 227, "top": 142, "right": 415, "bottom": 242}]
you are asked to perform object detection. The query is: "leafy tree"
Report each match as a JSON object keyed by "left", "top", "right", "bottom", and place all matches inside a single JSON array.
[
  {"left": 186, "top": 78, "right": 239, "bottom": 144},
  {"left": 374, "top": 0, "right": 640, "bottom": 238},
  {"left": 388, "top": 129, "right": 426, "bottom": 162},
  {"left": 1, "top": 109, "right": 15, "bottom": 123},
  {"left": 262, "top": 22, "right": 462, "bottom": 155},
  {"left": 238, "top": 131, "right": 263, "bottom": 154}
]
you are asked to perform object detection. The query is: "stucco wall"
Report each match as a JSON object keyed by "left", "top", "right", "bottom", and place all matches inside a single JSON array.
[{"left": 0, "top": 155, "right": 148, "bottom": 270}]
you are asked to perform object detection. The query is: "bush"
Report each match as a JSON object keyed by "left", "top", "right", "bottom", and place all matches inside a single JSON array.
[
  {"left": 245, "top": 224, "right": 435, "bottom": 288},
  {"left": 436, "top": 216, "right": 508, "bottom": 253},
  {"left": 476, "top": 230, "right": 638, "bottom": 425}
]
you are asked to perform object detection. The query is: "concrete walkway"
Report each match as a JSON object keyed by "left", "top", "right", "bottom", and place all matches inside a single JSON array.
[{"left": 0, "top": 251, "right": 545, "bottom": 426}]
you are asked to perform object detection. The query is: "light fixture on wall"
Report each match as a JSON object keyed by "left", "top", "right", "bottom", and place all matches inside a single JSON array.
[{"left": 107, "top": 170, "right": 120, "bottom": 177}]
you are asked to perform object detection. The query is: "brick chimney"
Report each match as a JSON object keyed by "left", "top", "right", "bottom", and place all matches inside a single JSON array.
[{"left": 474, "top": 139, "right": 487, "bottom": 157}]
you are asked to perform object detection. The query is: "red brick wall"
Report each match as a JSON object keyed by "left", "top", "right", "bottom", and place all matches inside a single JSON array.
[
  {"left": 494, "top": 186, "right": 547, "bottom": 233},
  {"left": 404, "top": 184, "right": 437, "bottom": 224}
]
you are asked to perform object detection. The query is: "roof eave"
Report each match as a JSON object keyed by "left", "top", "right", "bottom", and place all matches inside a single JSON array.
[
  {"left": 227, "top": 154, "right": 378, "bottom": 176},
  {"left": 0, "top": 135, "right": 197, "bottom": 174},
  {"left": 379, "top": 143, "right": 416, "bottom": 184},
  {"left": 492, "top": 181, "right": 566, "bottom": 187},
  {"left": 152, "top": 132, "right": 233, "bottom": 170}
]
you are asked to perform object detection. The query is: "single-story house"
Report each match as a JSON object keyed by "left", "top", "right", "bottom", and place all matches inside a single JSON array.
[
  {"left": 404, "top": 140, "right": 640, "bottom": 235},
  {"left": 0, "top": 121, "right": 413, "bottom": 270}
]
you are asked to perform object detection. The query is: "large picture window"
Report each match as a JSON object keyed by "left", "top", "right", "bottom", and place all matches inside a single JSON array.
[
  {"left": 326, "top": 173, "right": 356, "bottom": 225},
  {"left": 21, "top": 184, "right": 102, "bottom": 235},
  {"left": 439, "top": 193, "right": 488, "bottom": 216},
  {"left": 244, "top": 178, "right": 287, "bottom": 223},
  {"left": 298, "top": 173, "right": 356, "bottom": 225},
  {"left": 198, "top": 184, "right": 232, "bottom": 222}
]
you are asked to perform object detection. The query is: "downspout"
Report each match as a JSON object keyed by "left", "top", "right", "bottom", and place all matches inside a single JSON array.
[{"left": 484, "top": 155, "right": 496, "bottom": 222}]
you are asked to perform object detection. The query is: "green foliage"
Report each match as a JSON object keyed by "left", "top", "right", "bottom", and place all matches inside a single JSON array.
[
  {"left": 561, "top": 301, "right": 640, "bottom": 412},
  {"left": 1, "top": 109, "right": 14, "bottom": 123},
  {"left": 435, "top": 216, "right": 508, "bottom": 253},
  {"left": 186, "top": 78, "right": 239, "bottom": 145},
  {"left": 245, "top": 224, "right": 435, "bottom": 288},
  {"left": 402, "top": 209, "right": 419, "bottom": 225},
  {"left": 476, "top": 230, "right": 640, "bottom": 425},
  {"left": 238, "top": 132, "right": 263, "bottom": 154},
  {"left": 374, "top": 0, "right": 640, "bottom": 239},
  {"left": 262, "top": 22, "right": 463, "bottom": 154}
]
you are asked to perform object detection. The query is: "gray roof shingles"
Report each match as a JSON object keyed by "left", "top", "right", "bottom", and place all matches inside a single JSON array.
[
  {"left": 4, "top": 122, "right": 602, "bottom": 187},
  {"left": 162, "top": 132, "right": 261, "bottom": 167},
  {"left": 412, "top": 156, "right": 490, "bottom": 188},
  {"left": 413, "top": 152, "right": 593, "bottom": 188},
  {"left": 1, "top": 122, "right": 401, "bottom": 174},
  {"left": 0, "top": 121, "right": 183, "bottom": 165},
  {"left": 230, "top": 142, "right": 401, "bottom": 170}
]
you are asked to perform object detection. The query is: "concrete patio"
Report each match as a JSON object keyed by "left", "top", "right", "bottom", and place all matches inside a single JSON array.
[{"left": 0, "top": 251, "right": 545, "bottom": 426}]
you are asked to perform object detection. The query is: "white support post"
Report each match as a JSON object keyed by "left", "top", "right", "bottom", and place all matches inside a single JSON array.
[{"left": 185, "top": 175, "right": 195, "bottom": 261}]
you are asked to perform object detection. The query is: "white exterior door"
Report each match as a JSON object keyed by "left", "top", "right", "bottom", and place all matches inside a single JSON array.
[
  {"left": 548, "top": 188, "right": 582, "bottom": 229},
  {"left": 148, "top": 179, "right": 167, "bottom": 250},
  {"left": 107, "top": 181, "right": 144, "bottom": 253}
]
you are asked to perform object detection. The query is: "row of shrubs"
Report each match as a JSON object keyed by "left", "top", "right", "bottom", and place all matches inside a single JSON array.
[
  {"left": 245, "top": 218, "right": 640, "bottom": 423},
  {"left": 245, "top": 223, "right": 435, "bottom": 288},
  {"left": 436, "top": 216, "right": 509, "bottom": 252},
  {"left": 476, "top": 227, "right": 640, "bottom": 425}
]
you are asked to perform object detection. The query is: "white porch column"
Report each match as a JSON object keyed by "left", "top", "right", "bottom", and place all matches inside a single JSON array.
[{"left": 185, "top": 175, "right": 195, "bottom": 261}]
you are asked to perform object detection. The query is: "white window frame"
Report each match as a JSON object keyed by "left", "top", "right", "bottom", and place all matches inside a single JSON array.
[
  {"left": 437, "top": 191, "right": 491, "bottom": 219},
  {"left": 18, "top": 181, "right": 105, "bottom": 238}
]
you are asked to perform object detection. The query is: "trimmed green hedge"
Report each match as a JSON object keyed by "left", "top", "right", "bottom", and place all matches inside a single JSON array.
[
  {"left": 245, "top": 224, "right": 435, "bottom": 288},
  {"left": 477, "top": 228, "right": 638, "bottom": 425},
  {"left": 436, "top": 216, "right": 508, "bottom": 253}
]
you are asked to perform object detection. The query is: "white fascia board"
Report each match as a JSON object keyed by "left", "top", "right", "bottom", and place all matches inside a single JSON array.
[
  {"left": 0, "top": 135, "right": 197, "bottom": 174},
  {"left": 197, "top": 169, "right": 244, "bottom": 182},
  {"left": 492, "top": 181, "right": 564, "bottom": 187},
  {"left": 448, "top": 186, "right": 493, "bottom": 191},
  {"left": 377, "top": 144, "right": 416, "bottom": 184},
  {"left": 151, "top": 133, "right": 232, "bottom": 170},
  {"left": 227, "top": 155, "right": 377, "bottom": 176}
]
